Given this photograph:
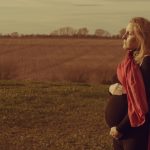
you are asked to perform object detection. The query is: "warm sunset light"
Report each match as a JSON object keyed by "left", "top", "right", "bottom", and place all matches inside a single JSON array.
[{"left": 0, "top": 0, "right": 150, "bottom": 34}]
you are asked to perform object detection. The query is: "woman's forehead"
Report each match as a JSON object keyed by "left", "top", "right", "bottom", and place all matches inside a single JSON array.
[{"left": 126, "top": 23, "right": 135, "bottom": 31}]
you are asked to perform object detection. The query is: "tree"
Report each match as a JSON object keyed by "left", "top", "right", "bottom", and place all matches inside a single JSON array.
[
  {"left": 50, "top": 30, "right": 59, "bottom": 36},
  {"left": 11, "top": 32, "right": 19, "bottom": 37},
  {"left": 119, "top": 28, "right": 126, "bottom": 38},
  {"left": 77, "top": 27, "right": 89, "bottom": 36},
  {"left": 50, "top": 27, "right": 77, "bottom": 36},
  {"left": 95, "top": 29, "right": 110, "bottom": 37},
  {"left": 111, "top": 34, "right": 120, "bottom": 39}
]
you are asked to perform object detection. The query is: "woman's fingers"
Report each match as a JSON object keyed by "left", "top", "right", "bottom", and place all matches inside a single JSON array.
[{"left": 109, "top": 127, "right": 123, "bottom": 139}]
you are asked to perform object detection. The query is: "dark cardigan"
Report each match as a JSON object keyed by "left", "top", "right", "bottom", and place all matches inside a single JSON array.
[{"left": 116, "top": 56, "right": 150, "bottom": 133}]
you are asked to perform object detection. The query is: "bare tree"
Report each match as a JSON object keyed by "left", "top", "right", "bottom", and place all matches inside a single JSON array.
[
  {"left": 50, "top": 27, "right": 77, "bottom": 36},
  {"left": 77, "top": 27, "right": 89, "bottom": 36},
  {"left": 11, "top": 32, "right": 19, "bottom": 37},
  {"left": 50, "top": 30, "right": 59, "bottom": 36},
  {"left": 95, "top": 29, "right": 111, "bottom": 37},
  {"left": 119, "top": 28, "right": 126, "bottom": 38},
  {"left": 111, "top": 34, "right": 120, "bottom": 39}
]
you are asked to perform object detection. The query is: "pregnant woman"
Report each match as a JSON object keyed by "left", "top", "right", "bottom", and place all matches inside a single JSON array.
[{"left": 105, "top": 17, "right": 150, "bottom": 150}]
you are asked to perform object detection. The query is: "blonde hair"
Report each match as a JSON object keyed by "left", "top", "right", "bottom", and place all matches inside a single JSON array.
[{"left": 129, "top": 17, "right": 150, "bottom": 64}]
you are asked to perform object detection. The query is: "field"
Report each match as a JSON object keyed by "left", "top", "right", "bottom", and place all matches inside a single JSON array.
[
  {"left": 0, "top": 38, "right": 124, "bottom": 83},
  {"left": 0, "top": 38, "right": 125, "bottom": 149},
  {"left": 0, "top": 80, "right": 112, "bottom": 150}
]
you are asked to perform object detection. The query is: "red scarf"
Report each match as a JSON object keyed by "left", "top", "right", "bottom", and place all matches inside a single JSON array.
[{"left": 117, "top": 50, "right": 148, "bottom": 127}]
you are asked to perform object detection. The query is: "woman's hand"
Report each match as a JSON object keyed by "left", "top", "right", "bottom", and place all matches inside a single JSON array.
[
  {"left": 110, "top": 126, "right": 123, "bottom": 139},
  {"left": 109, "top": 83, "right": 126, "bottom": 95}
]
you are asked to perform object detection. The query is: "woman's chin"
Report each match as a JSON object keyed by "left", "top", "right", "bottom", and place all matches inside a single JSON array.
[
  {"left": 122, "top": 46, "right": 128, "bottom": 51},
  {"left": 123, "top": 46, "right": 131, "bottom": 51},
  {"left": 123, "top": 44, "right": 127, "bottom": 50}
]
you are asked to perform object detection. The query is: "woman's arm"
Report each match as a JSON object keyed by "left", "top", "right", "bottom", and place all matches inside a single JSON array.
[
  {"left": 140, "top": 56, "right": 150, "bottom": 93},
  {"left": 116, "top": 113, "right": 130, "bottom": 133}
]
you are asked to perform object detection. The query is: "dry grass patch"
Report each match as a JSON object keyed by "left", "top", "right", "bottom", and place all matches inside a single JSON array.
[
  {"left": 0, "top": 38, "right": 124, "bottom": 83},
  {"left": 0, "top": 80, "right": 112, "bottom": 150}
]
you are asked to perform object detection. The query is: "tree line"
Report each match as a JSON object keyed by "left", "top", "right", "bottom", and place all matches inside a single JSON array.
[{"left": 0, "top": 27, "right": 126, "bottom": 39}]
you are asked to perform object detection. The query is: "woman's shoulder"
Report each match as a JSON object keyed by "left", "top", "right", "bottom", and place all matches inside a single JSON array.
[
  {"left": 143, "top": 55, "right": 150, "bottom": 59},
  {"left": 140, "top": 55, "right": 150, "bottom": 67}
]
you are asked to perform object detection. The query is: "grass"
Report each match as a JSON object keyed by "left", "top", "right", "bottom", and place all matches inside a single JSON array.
[{"left": 0, "top": 80, "right": 112, "bottom": 150}]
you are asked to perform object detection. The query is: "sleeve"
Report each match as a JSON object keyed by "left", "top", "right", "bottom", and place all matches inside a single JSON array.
[
  {"left": 116, "top": 56, "right": 150, "bottom": 133},
  {"left": 140, "top": 56, "right": 150, "bottom": 113},
  {"left": 140, "top": 56, "right": 150, "bottom": 90},
  {"left": 116, "top": 113, "right": 130, "bottom": 133}
]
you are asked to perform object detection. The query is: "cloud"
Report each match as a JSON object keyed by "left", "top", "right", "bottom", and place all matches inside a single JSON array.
[
  {"left": 73, "top": 4, "right": 103, "bottom": 7},
  {"left": 0, "top": 0, "right": 39, "bottom": 7},
  {"left": 106, "top": 0, "right": 149, "bottom": 1}
]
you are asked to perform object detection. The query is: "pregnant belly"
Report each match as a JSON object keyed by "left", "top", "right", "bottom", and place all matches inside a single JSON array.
[{"left": 105, "top": 94, "right": 127, "bottom": 127}]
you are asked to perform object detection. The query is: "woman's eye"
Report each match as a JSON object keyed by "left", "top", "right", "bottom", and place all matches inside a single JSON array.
[{"left": 129, "top": 32, "right": 134, "bottom": 35}]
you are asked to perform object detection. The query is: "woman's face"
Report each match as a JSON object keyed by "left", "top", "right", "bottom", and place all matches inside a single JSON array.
[{"left": 122, "top": 23, "right": 139, "bottom": 51}]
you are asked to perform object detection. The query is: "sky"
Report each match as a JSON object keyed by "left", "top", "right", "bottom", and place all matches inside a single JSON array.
[{"left": 0, "top": 0, "right": 150, "bottom": 35}]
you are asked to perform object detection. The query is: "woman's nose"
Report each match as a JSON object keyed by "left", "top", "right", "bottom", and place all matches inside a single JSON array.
[{"left": 122, "top": 33, "right": 127, "bottom": 39}]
